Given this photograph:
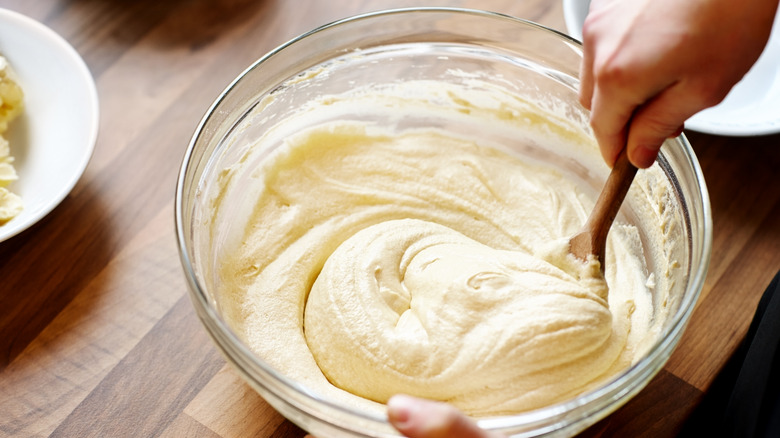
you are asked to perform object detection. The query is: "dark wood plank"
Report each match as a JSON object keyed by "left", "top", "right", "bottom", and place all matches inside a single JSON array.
[
  {"left": 666, "top": 195, "right": 780, "bottom": 387},
  {"left": 687, "top": 132, "right": 780, "bottom": 297},
  {"left": 271, "top": 420, "right": 307, "bottom": 438},
  {"left": 579, "top": 369, "right": 702, "bottom": 437},
  {"left": 183, "top": 365, "right": 291, "bottom": 437},
  {"left": 0, "top": 206, "right": 191, "bottom": 437},
  {"left": 161, "top": 413, "right": 223, "bottom": 438},
  {"left": 50, "top": 296, "right": 224, "bottom": 437},
  {"left": 0, "top": 181, "right": 119, "bottom": 367}
]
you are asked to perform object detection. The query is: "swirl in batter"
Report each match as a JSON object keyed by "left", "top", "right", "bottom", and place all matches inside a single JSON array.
[{"left": 217, "top": 120, "right": 651, "bottom": 416}]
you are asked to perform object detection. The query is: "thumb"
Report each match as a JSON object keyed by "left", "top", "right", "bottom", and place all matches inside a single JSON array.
[{"left": 387, "top": 395, "right": 503, "bottom": 438}]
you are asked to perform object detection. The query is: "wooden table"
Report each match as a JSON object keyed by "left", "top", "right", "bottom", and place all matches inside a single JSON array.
[{"left": 1, "top": 0, "right": 778, "bottom": 436}]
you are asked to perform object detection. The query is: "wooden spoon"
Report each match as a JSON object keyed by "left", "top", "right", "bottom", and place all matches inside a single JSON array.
[{"left": 569, "top": 149, "right": 638, "bottom": 272}]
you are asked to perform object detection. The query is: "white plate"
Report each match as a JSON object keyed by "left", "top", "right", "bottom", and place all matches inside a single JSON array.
[
  {"left": 0, "top": 8, "right": 99, "bottom": 242},
  {"left": 562, "top": 0, "right": 780, "bottom": 136}
]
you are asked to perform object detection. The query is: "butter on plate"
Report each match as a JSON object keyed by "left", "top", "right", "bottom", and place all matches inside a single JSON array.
[{"left": 0, "top": 55, "right": 24, "bottom": 224}]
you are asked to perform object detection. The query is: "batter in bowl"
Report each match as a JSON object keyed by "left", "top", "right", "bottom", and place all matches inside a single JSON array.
[{"left": 213, "top": 81, "right": 676, "bottom": 416}]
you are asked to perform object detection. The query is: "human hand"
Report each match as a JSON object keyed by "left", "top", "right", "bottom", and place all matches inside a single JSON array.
[
  {"left": 579, "top": 0, "right": 778, "bottom": 168},
  {"left": 303, "top": 395, "right": 504, "bottom": 438},
  {"left": 385, "top": 395, "right": 504, "bottom": 438}
]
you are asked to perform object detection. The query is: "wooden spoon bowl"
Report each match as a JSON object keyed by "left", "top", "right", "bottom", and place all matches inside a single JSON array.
[{"left": 569, "top": 150, "right": 638, "bottom": 272}]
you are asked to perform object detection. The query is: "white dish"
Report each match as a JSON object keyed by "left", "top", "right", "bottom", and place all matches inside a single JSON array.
[
  {"left": 562, "top": 0, "right": 780, "bottom": 136},
  {"left": 0, "top": 8, "right": 99, "bottom": 242}
]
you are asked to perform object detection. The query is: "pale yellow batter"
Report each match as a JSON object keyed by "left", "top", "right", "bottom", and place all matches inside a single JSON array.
[
  {"left": 212, "top": 81, "right": 675, "bottom": 417},
  {"left": 0, "top": 55, "right": 24, "bottom": 224}
]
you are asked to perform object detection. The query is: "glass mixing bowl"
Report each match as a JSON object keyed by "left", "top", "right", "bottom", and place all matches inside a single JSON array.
[{"left": 175, "top": 8, "right": 712, "bottom": 437}]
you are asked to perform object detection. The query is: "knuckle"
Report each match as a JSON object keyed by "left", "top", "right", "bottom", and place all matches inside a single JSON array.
[
  {"left": 595, "top": 59, "right": 631, "bottom": 88},
  {"left": 581, "top": 9, "right": 608, "bottom": 43},
  {"left": 581, "top": 17, "right": 597, "bottom": 43},
  {"left": 688, "top": 79, "right": 731, "bottom": 108}
]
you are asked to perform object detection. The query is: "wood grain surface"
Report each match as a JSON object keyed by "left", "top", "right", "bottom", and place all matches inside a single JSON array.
[{"left": 1, "top": 1, "right": 778, "bottom": 437}]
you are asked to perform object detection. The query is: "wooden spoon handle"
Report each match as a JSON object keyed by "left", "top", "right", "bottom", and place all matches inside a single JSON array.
[{"left": 584, "top": 150, "right": 638, "bottom": 261}]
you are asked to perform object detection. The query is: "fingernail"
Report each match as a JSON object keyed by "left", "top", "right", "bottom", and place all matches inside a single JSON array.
[
  {"left": 631, "top": 145, "right": 658, "bottom": 168},
  {"left": 387, "top": 394, "right": 415, "bottom": 426}
]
